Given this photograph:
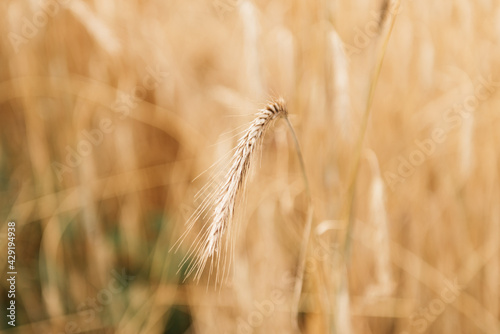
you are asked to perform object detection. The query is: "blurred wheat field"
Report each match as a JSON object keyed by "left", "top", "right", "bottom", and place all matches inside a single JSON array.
[{"left": 1, "top": 0, "right": 500, "bottom": 333}]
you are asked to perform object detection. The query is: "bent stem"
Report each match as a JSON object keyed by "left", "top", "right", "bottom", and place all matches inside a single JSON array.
[{"left": 284, "top": 116, "right": 313, "bottom": 331}]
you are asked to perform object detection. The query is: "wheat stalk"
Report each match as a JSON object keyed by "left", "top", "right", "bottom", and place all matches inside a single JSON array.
[{"left": 173, "top": 98, "right": 288, "bottom": 284}]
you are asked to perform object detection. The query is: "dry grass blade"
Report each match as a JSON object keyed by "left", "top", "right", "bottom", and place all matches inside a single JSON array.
[{"left": 173, "top": 98, "right": 288, "bottom": 285}]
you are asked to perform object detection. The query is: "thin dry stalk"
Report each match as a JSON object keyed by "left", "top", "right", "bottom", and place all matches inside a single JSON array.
[
  {"left": 286, "top": 115, "right": 314, "bottom": 329},
  {"left": 343, "top": 0, "right": 401, "bottom": 259},
  {"left": 173, "top": 98, "right": 288, "bottom": 285}
]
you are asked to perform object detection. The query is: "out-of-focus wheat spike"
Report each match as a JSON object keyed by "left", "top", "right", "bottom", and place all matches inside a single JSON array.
[
  {"left": 495, "top": 7, "right": 500, "bottom": 42},
  {"left": 417, "top": 28, "right": 435, "bottom": 89},
  {"left": 174, "top": 98, "right": 288, "bottom": 285},
  {"left": 459, "top": 111, "right": 474, "bottom": 181},
  {"left": 329, "top": 28, "right": 351, "bottom": 140},
  {"left": 66, "top": 0, "right": 121, "bottom": 55},
  {"left": 239, "top": 0, "right": 264, "bottom": 99},
  {"left": 267, "top": 26, "right": 295, "bottom": 96},
  {"left": 364, "top": 149, "right": 394, "bottom": 299}
]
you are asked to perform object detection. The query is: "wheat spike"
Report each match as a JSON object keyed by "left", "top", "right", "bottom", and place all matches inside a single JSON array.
[{"left": 174, "top": 98, "right": 288, "bottom": 285}]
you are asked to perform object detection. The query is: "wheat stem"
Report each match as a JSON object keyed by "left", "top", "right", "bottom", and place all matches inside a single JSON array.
[{"left": 284, "top": 117, "right": 314, "bottom": 329}]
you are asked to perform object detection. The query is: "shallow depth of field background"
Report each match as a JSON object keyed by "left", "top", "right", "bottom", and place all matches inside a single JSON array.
[{"left": 1, "top": 0, "right": 500, "bottom": 333}]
